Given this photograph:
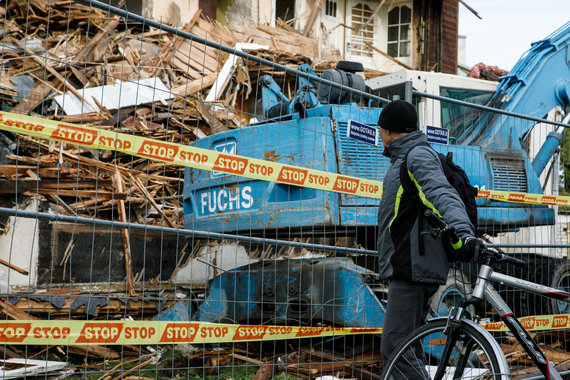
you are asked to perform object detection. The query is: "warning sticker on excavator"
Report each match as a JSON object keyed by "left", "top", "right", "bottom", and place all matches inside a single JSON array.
[
  {"left": 1, "top": 111, "right": 570, "bottom": 205},
  {"left": 0, "top": 320, "right": 382, "bottom": 345}
]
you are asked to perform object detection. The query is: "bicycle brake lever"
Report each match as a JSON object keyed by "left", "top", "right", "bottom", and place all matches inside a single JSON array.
[{"left": 483, "top": 248, "right": 527, "bottom": 267}]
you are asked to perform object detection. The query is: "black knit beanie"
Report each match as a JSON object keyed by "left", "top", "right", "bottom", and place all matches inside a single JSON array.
[{"left": 377, "top": 100, "right": 418, "bottom": 133}]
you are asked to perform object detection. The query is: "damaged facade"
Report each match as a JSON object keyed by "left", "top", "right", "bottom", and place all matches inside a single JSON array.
[{"left": 122, "top": 0, "right": 461, "bottom": 73}]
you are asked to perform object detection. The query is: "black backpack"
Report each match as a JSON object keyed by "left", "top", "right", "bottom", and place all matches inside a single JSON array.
[{"left": 399, "top": 143, "right": 479, "bottom": 237}]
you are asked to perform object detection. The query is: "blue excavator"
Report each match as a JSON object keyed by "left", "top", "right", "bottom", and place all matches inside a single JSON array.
[{"left": 157, "top": 22, "right": 570, "bottom": 326}]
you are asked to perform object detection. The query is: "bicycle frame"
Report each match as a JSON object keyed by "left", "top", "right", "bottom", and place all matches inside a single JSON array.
[{"left": 468, "top": 263, "right": 570, "bottom": 380}]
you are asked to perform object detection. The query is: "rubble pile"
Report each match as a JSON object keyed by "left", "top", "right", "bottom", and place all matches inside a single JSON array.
[
  {"left": 0, "top": 0, "right": 346, "bottom": 228},
  {"left": 0, "top": 2, "right": 382, "bottom": 376},
  {"left": 2, "top": 2, "right": 566, "bottom": 379}
]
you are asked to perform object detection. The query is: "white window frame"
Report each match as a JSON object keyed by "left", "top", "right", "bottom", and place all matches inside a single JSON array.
[
  {"left": 386, "top": 3, "right": 412, "bottom": 59},
  {"left": 349, "top": 2, "right": 375, "bottom": 58}
]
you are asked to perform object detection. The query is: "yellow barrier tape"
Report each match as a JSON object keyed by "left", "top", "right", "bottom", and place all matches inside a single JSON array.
[
  {"left": 482, "top": 314, "right": 570, "bottom": 332},
  {"left": 2, "top": 313, "right": 570, "bottom": 345},
  {"left": 0, "top": 112, "right": 382, "bottom": 199},
  {"left": 0, "top": 320, "right": 381, "bottom": 345},
  {"left": 476, "top": 189, "right": 570, "bottom": 207},
  {"left": 0, "top": 111, "right": 569, "bottom": 206}
]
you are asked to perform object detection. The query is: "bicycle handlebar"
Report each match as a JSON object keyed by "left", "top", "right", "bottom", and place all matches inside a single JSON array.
[{"left": 423, "top": 210, "right": 462, "bottom": 247}]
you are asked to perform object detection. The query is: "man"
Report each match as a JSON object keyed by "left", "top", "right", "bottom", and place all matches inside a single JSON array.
[{"left": 376, "top": 99, "right": 482, "bottom": 378}]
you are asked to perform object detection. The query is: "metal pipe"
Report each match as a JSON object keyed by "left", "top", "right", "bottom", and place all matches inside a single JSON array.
[
  {"left": 0, "top": 207, "right": 377, "bottom": 256},
  {"left": 532, "top": 131, "right": 563, "bottom": 176},
  {"left": 532, "top": 112, "right": 570, "bottom": 176},
  {"left": 5, "top": 207, "right": 570, "bottom": 251}
]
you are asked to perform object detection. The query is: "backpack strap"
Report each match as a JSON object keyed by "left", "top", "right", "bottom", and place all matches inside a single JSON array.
[{"left": 399, "top": 142, "right": 432, "bottom": 203}]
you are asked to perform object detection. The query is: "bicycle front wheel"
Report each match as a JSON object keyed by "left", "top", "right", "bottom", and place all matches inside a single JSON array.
[{"left": 380, "top": 318, "right": 510, "bottom": 380}]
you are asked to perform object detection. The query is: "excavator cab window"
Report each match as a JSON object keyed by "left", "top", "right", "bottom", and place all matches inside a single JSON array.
[{"left": 440, "top": 87, "right": 493, "bottom": 141}]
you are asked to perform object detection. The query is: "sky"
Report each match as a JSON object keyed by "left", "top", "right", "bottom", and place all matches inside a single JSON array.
[{"left": 458, "top": 1, "right": 570, "bottom": 71}]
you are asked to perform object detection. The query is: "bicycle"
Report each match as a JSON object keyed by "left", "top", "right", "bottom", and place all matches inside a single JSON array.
[{"left": 380, "top": 211, "right": 569, "bottom": 380}]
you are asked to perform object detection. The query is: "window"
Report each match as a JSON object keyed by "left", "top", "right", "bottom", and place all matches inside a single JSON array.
[
  {"left": 351, "top": 3, "right": 374, "bottom": 58},
  {"left": 325, "top": 0, "right": 337, "bottom": 17},
  {"left": 276, "top": 0, "right": 295, "bottom": 22},
  {"left": 387, "top": 5, "right": 411, "bottom": 58},
  {"left": 440, "top": 87, "right": 494, "bottom": 140}
]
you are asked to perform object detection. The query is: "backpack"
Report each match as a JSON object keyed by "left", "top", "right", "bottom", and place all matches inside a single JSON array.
[{"left": 399, "top": 143, "right": 480, "bottom": 237}]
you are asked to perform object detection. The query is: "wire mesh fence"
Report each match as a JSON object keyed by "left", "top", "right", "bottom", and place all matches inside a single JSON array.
[{"left": 1, "top": 1, "right": 570, "bottom": 378}]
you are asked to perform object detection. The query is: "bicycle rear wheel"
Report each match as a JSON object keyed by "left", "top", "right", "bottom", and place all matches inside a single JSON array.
[{"left": 380, "top": 318, "right": 509, "bottom": 380}]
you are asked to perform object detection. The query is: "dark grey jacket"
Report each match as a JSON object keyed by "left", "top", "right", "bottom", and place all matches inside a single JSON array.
[{"left": 377, "top": 131, "right": 475, "bottom": 284}]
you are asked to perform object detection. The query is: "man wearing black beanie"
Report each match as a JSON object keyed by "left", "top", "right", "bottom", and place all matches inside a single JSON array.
[{"left": 376, "top": 100, "right": 482, "bottom": 378}]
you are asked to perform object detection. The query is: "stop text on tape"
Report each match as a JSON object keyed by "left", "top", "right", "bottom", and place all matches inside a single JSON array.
[
  {"left": 482, "top": 314, "right": 570, "bottom": 332},
  {"left": 0, "top": 320, "right": 382, "bottom": 345}
]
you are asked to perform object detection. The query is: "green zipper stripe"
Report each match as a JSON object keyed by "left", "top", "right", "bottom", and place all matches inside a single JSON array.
[
  {"left": 407, "top": 171, "right": 443, "bottom": 218},
  {"left": 389, "top": 185, "right": 405, "bottom": 233}
]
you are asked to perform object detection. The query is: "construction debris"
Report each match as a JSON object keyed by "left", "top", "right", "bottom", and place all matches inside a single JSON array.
[
  {"left": 0, "top": 2, "right": 382, "bottom": 373},
  {"left": 468, "top": 62, "right": 509, "bottom": 80},
  {"left": 3, "top": 2, "right": 568, "bottom": 379},
  {"left": 0, "top": 358, "right": 69, "bottom": 379},
  {"left": 0, "top": 0, "right": 355, "bottom": 231}
]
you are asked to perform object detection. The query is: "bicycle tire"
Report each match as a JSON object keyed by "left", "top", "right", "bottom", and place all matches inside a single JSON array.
[{"left": 380, "top": 318, "right": 510, "bottom": 380}]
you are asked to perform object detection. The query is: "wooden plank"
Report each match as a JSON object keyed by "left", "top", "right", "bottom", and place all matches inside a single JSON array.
[
  {"left": 11, "top": 297, "right": 177, "bottom": 315},
  {"left": 170, "top": 73, "right": 218, "bottom": 97},
  {"left": 0, "top": 179, "right": 112, "bottom": 190},
  {"left": 0, "top": 259, "right": 28, "bottom": 275},
  {"left": 176, "top": 41, "right": 221, "bottom": 72},
  {"left": 172, "top": 51, "right": 210, "bottom": 76},
  {"left": 163, "top": 9, "right": 202, "bottom": 64},
  {"left": 69, "top": 64, "right": 88, "bottom": 86},
  {"left": 114, "top": 171, "right": 136, "bottom": 298},
  {"left": 303, "top": 0, "right": 326, "bottom": 36},
  {"left": 67, "top": 345, "right": 120, "bottom": 359},
  {"left": 4, "top": 167, "right": 89, "bottom": 178},
  {"left": 51, "top": 112, "right": 110, "bottom": 123},
  {"left": 171, "top": 55, "right": 210, "bottom": 78},
  {"left": 110, "top": 357, "right": 154, "bottom": 380},
  {"left": 3, "top": 151, "right": 184, "bottom": 185},
  {"left": 234, "top": 24, "right": 319, "bottom": 56},
  {"left": 232, "top": 353, "right": 264, "bottom": 366},
  {"left": 205, "top": 43, "right": 267, "bottom": 104},
  {"left": 22, "top": 189, "right": 128, "bottom": 199},
  {"left": 0, "top": 299, "right": 36, "bottom": 320},
  {"left": 179, "top": 37, "right": 225, "bottom": 62},
  {"left": 168, "top": 56, "right": 199, "bottom": 79},
  {"left": 192, "top": 18, "right": 235, "bottom": 46},
  {"left": 72, "top": 1, "right": 125, "bottom": 62}
]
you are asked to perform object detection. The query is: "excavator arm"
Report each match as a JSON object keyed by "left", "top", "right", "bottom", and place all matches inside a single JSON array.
[{"left": 461, "top": 21, "right": 570, "bottom": 149}]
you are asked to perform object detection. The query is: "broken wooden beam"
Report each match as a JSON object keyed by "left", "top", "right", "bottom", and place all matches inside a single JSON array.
[{"left": 0, "top": 259, "right": 29, "bottom": 276}]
